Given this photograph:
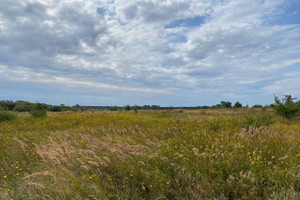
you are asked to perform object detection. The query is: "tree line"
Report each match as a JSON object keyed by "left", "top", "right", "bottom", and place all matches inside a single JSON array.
[{"left": 1, "top": 95, "right": 299, "bottom": 120}]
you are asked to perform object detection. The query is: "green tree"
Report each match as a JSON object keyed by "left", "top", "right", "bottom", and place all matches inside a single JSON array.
[
  {"left": 132, "top": 104, "right": 138, "bottom": 114},
  {"left": 273, "top": 95, "right": 299, "bottom": 120},
  {"left": 220, "top": 101, "right": 232, "bottom": 108},
  {"left": 252, "top": 104, "right": 263, "bottom": 108},
  {"left": 233, "top": 101, "right": 242, "bottom": 108},
  {"left": 124, "top": 105, "right": 131, "bottom": 111}
]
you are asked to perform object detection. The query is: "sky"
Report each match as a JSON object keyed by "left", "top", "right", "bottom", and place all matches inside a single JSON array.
[{"left": 0, "top": 0, "right": 299, "bottom": 106}]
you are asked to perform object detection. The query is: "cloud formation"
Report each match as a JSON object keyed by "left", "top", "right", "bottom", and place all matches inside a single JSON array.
[{"left": 0, "top": 0, "right": 299, "bottom": 106}]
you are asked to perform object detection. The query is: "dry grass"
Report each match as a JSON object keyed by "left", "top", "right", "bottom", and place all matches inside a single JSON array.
[{"left": 0, "top": 110, "right": 299, "bottom": 199}]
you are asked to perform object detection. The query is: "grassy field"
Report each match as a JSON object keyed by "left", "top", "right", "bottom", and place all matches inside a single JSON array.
[{"left": 0, "top": 109, "right": 299, "bottom": 199}]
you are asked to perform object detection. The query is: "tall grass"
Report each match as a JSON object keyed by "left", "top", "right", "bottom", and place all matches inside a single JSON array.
[{"left": 0, "top": 110, "right": 299, "bottom": 199}]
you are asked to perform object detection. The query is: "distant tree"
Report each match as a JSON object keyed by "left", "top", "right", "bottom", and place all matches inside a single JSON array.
[
  {"left": 143, "top": 105, "right": 151, "bottom": 109},
  {"left": 233, "top": 101, "right": 243, "bottom": 108},
  {"left": 49, "top": 106, "right": 62, "bottom": 112},
  {"left": 124, "top": 105, "right": 131, "bottom": 111},
  {"left": 132, "top": 104, "right": 138, "bottom": 114},
  {"left": 273, "top": 95, "right": 299, "bottom": 120},
  {"left": 220, "top": 101, "right": 232, "bottom": 108},
  {"left": 74, "top": 104, "right": 81, "bottom": 112},
  {"left": 60, "top": 104, "right": 73, "bottom": 111},
  {"left": 252, "top": 104, "right": 263, "bottom": 108},
  {"left": 110, "top": 106, "right": 118, "bottom": 111},
  {"left": 150, "top": 105, "right": 160, "bottom": 110}
]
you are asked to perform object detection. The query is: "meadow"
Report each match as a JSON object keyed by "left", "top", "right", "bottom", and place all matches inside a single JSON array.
[{"left": 0, "top": 109, "right": 299, "bottom": 199}]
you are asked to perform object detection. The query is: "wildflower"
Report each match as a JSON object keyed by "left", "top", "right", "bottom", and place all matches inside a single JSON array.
[{"left": 142, "top": 186, "right": 146, "bottom": 190}]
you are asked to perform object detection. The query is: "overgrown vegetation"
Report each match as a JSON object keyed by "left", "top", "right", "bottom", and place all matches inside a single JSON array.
[
  {"left": 0, "top": 111, "right": 17, "bottom": 122},
  {"left": 30, "top": 103, "right": 47, "bottom": 118},
  {"left": 0, "top": 110, "right": 299, "bottom": 199},
  {"left": 273, "top": 95, "right": 300, "bottom": 120},
  {"left": 2, "top": 95, "right": 299, "bottom": 113},
  {"left": 0, "top": 101, "right": 73, "bottom": 112}
]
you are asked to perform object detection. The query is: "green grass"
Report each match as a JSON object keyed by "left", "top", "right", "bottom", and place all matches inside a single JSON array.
[{"left": 0, "top": 110, "right": 299, "bottom": 199}]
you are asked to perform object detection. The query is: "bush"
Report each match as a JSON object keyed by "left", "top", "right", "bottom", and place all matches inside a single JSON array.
[
  {"left": 30, "top": 103, "right": 47, "bottom": 118},
  {"left": 14, "top": 101, "right": 31, "bottom": 112},
  {"left": 243, "top": 114, "right": 274, "bottom": 128},
  {"left": 0, "top": 111, "right": 17, "bottom": 122},
  {"left": 273, "top": 95, "right": 299, "bottom": 120},
  {"left": 30, "top": 109, "right": 47, "bottom": 118}
]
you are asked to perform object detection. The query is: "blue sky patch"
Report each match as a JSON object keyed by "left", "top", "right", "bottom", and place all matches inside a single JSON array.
[
  {"left": 165, "top": 16, "right": 207, "bottom": 29},
  {"left": 97, "top": 8, "right": 105, "bottom": 16},
  {"left": 167, "top": 34, "right": 187, "bottom": 43},
  {"left": 267, "top": 1, "right": 300, "bottom": 25}
]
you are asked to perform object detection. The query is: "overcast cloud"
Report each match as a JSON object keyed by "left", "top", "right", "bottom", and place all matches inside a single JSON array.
[{"left": 0, "top": 0, "right": 299, "bottom": 106}]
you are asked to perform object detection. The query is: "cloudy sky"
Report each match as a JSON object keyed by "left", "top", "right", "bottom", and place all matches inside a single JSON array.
[{"left": 0, "top": 0, "right": 299, "bottom": 106}]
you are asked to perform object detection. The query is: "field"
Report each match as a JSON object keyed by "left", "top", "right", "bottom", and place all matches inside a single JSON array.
[{"left": 0, "top": 109, "right": 299, "bottom": 199}]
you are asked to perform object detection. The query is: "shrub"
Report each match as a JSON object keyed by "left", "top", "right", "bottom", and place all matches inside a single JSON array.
[
  {"left": 30, "top": 109, "right": 47, "bottom": 118},
  {"left": 30, "top": 103, "right": 47, "bottom": 118},
  {"left": 0, "top": 111, "right": 17, "bottom": 122},
  {"left": 273, "top": 95, "right": 299, "bottom": 120},
  {"left": 243, "top": 114, "right": 274, "bottom": 128},
  {"left": 14, "top": 101, "right": 31, "bottom": 112}
]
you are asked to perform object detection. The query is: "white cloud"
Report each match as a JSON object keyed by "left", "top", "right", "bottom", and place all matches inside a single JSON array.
[{"left": 0, "top": 0, "right": 299, "bottom": 105}]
